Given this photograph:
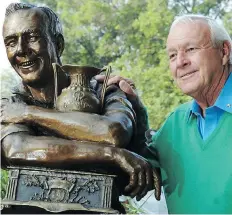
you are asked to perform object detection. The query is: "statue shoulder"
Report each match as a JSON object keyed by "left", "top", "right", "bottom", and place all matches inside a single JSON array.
[{"left": 1, "top": 82, "right": 29, "bottom": 103}]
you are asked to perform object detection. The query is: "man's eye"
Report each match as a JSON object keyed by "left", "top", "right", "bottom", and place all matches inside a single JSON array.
[
  {"left": 186, "top": 47, "right": 197, "bottom": 52},
  {"left": 169, "top": 53, "right": 177, "bottom": 59}
]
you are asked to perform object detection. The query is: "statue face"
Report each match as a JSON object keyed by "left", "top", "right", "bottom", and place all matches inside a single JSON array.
[{"left": 3, "top": 8, "right": 58, "bottom": 87}]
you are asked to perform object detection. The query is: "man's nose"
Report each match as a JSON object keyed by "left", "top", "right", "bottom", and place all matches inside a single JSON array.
[{"left": 176, "top": 52, "right": 190, "bottom": 68}]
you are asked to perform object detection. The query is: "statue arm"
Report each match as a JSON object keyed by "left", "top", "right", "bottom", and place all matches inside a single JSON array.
[
  {"left": 22, "top": 105, "right": 133, "bottom": 147},
  {"left": 2, "top": 132, "right": 116, "bottom": 166},
  {"left": 1, "top": 132, "right": 155, "bottom": 200},
  {"left": 1, "top": 86, "right": 135, "bottom": 147}
]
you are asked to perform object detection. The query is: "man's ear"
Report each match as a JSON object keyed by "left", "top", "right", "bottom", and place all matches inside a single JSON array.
[
  {"left": 56, "top": 34, "right": 65, "bottom": 57},
  {"left": 221, "top": 41, "right": 231, "bottom": 66}
]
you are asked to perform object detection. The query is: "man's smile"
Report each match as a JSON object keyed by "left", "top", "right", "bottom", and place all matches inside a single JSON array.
[{"left": 180, "top": 70, "right": 198, "bottom": 80}]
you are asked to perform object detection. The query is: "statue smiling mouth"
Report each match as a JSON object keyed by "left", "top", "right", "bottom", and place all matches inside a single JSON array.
[
  {"left": 17, "top": 58, "right": 41, "bottom": 73},
  {"left": 19, "top": 60, "right": 37, "bottom": 69}
]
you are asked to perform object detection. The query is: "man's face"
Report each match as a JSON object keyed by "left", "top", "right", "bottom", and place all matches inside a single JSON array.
[
  {"left": 166, "top": 20, "right": 223, "bottom": 98},
  {"left": 3, "top": 8, "right": 58, "bottom": 87}
]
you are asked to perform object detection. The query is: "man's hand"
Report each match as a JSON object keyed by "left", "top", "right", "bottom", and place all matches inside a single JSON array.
[
  {"left": 111, "top": 147, "right": 161, "bottom": 201},
  {"left": 95, "top": 74, "right": 137, "bottom": 98},
  {"left": 1, "top": 98, "right": 27, "bottom": 124},
  {"left": 95, "top": 74, "right": 146, "bottom": 112}
]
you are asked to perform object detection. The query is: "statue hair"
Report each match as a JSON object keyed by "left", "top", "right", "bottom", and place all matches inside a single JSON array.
[{"left": 5, "top": 2, "right": 63, "bottom": 40}]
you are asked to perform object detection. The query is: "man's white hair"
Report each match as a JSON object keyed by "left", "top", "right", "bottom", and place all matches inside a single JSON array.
[{"left": 170, "top": 14, "right": 232, "bottom": 64}]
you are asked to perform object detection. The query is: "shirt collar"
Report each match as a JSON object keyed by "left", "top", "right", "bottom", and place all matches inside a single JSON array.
[
  {"left": 187, "top": 72, "right": 232, "bottom": 122},
  {"left": 214, "top": 72, "right": 232, "bottom": 113},
  {"left": 187, "top": 100, "right": 199, "bottom": 123}
]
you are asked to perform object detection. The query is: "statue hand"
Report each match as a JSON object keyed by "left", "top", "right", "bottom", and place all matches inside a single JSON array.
[
  {"left": 153, "top": 168, "right": 162, "bottom": 201},
  {"left": 1, "top": 99, "right": 27, "bottom": 124},
  {"left": 112, "top": 148, "right": 161, "bottom": 201}
]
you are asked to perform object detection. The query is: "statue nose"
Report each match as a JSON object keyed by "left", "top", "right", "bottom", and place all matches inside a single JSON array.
[{"left": 16, "top": 37, "right": 30, "bottom": 56}]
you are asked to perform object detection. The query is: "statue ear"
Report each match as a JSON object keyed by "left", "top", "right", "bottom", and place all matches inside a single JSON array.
[{"left": 56, "top": 34, "right": 65, "bottom": 57}]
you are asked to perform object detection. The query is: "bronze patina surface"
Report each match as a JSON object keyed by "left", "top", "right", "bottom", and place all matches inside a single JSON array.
[
  {"left": 2, "top": 166, "right": 120, "bottom": 213},
  {"left": 1, "top": 2, "right": 161, "bottom": 213},
  {"left": 53, "top": 64, "right": 102, "bottom": 114}
]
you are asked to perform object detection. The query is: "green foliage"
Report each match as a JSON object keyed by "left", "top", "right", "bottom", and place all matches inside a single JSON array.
[
  {"left": 223, "top": 12, "right": 232, "bottom": 37},
  {"left": 122, "top": 201, "right": 145, "bottom": 214},
  {"left": 20, "top": 0, "right": 231, "bottom": 129},
  {"left": 1, "top": 170, "right": 8, "bottom": 199}
]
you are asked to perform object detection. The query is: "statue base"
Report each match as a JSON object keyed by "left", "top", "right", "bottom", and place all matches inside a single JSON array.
[{"left": 1, "top": 166, "right": 124, "bottom": 214}]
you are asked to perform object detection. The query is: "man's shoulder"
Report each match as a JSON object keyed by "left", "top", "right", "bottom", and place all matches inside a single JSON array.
[
  {"left": 164, "top": 101, "right": 192, "bottom": 124},
  {"left": 172, "top": 100, "right": 192, "bottom": 114},
  {"left": 151, "top": 101, "right": 193, "bottom": 144}
]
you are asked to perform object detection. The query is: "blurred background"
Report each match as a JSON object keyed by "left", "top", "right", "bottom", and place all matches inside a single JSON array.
[{"left": 0, "top": 0, "right": 231, "bottom": 213}]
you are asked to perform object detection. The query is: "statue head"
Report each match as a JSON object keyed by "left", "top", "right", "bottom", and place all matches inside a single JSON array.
[{"left": 2, "top": 3, "right": 65, "bottom": 87}]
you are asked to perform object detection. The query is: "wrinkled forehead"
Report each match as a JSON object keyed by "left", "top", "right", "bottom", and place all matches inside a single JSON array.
[
  {"left": 3, "top": 8, "right": 48, "bottom": 38},
  {"left": 166, "top": 20, "right": 211, "bottom": 49}
]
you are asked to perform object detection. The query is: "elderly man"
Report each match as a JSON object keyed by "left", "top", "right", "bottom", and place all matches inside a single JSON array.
[
  {"left": 0, "top": 2, "right": 161, "bottom": 208},
  {"left": 97, "top": 15, "right": 232, "bottom": 213}
]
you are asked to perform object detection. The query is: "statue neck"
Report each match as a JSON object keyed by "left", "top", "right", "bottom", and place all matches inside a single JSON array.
[{"left": 26, "top": 84, "right": 55, "bottom": 104}]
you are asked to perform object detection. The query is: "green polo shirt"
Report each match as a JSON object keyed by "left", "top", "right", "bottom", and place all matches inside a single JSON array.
[{"left": 147, "top": 102, "right": 232, "bottom": 214}]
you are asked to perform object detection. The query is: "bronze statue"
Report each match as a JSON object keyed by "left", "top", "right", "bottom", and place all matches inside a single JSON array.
[{"left": 1, "top": 2, "right": 161, "bottom": 213}]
